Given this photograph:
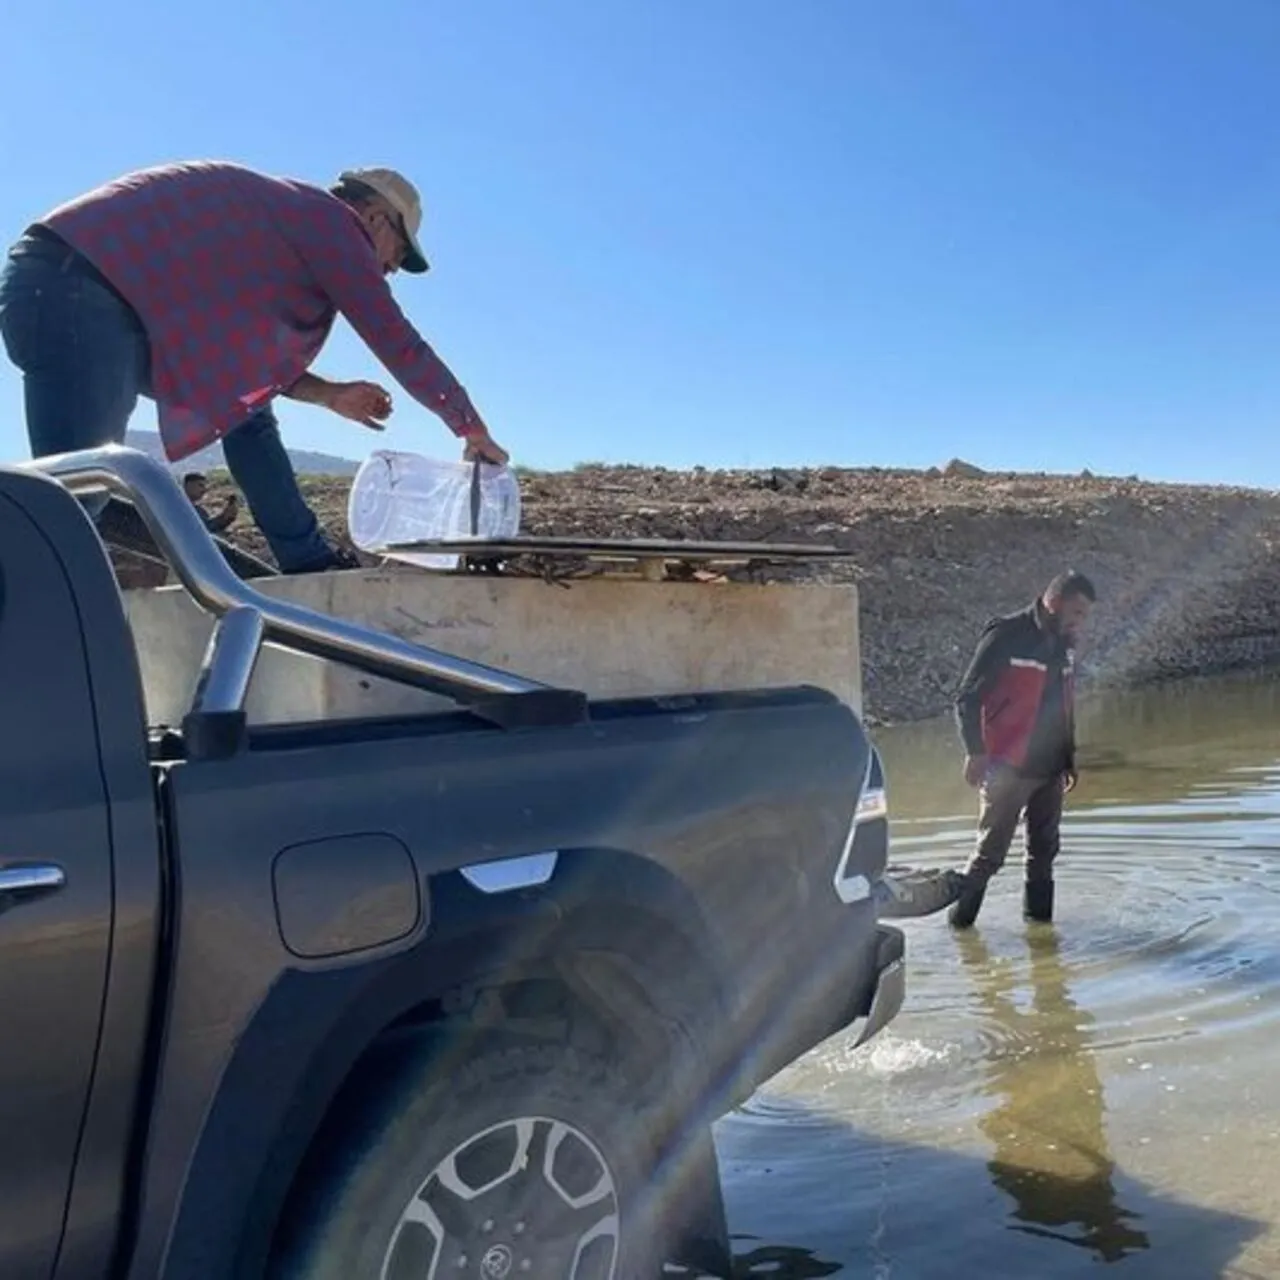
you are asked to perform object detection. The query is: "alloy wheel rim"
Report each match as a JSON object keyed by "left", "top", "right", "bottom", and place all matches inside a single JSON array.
[{"left": 379, "top": 1115, "right": 620, "bottom": 1280}]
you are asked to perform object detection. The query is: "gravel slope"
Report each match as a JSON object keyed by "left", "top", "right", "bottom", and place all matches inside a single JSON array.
[{"left": 156, "top": 460, "right": 1280, "bottom": 724}]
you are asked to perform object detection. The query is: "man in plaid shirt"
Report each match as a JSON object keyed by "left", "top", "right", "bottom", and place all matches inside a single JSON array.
[{"left": 0, "top": 160, "right": 508, "bottom": 573}]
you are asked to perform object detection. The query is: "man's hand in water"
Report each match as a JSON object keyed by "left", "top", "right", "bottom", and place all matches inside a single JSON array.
[{"left": 963, "top": 754, "right": 988, "bottom": 788}]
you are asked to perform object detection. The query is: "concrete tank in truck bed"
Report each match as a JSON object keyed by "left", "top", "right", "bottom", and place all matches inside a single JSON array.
[{"left": 123, "top": 568, "right": 863, "bottom": 728}]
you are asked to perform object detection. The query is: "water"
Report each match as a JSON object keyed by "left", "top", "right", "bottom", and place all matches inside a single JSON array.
[{"left": 716, "top": 670, "right": 1280, "bottom": 1278}]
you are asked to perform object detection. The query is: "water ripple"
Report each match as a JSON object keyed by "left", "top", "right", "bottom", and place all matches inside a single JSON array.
[
  {"left": 877, "top": 771, "right": 1280, "bottom": 1069},
  {"left": 721, "top": 683, "right": 1280, "bottom": 1277}
]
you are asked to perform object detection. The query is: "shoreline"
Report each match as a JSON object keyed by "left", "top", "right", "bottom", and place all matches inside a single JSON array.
[{"left": 186, "top": 459, "right": 1280, "bottom": 724}]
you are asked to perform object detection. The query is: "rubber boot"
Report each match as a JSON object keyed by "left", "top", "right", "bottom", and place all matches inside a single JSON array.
[
  {"left": 948, "top": 876, "right": 988, "bottom": 929},
  {"left": 1023, "top": 879, "right": 1054, "bottom": 923}
]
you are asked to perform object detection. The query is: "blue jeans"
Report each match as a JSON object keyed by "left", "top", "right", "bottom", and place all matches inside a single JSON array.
[{"left": 0, "top": 235, "right": 336, "bottom": 573}]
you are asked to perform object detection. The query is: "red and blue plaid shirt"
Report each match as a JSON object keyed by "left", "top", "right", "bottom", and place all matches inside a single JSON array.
[{"left": 40, "top": 160, "right": 482, "bottom": 462}]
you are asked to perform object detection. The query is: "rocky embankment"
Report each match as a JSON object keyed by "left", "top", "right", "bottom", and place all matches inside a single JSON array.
[{"left": 180, "top": 459, "right": 1280, "bottom": 725}]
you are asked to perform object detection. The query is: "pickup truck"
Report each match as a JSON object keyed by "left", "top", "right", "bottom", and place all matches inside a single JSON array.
[{"left": 1, "top": 445, "right": 908, "bottom": 1280}]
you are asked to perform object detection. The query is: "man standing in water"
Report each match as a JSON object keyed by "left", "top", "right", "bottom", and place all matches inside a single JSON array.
[{"left": 948, "top": 570, "right": 1096, "bottom": 928}]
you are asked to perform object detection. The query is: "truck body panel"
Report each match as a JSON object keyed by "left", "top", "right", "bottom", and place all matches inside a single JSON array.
[
  {"left": 0, "top": 450, "right": 905, "bottom": 1280},
  {"left": 0, "top": 476, "right": 164, "bottom": 1280},
  {"left": 136, "top": 693, "right": 881, "bottom": 1277}
]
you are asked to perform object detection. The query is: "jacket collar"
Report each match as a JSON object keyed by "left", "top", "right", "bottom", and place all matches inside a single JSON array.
[{"left": 1031, "top": 597, "right": 1070, "bottom": 656}]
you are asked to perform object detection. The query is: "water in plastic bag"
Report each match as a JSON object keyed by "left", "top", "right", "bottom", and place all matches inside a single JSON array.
[{"left": 347, "top": 451, "right": 522, "bottom": 571}]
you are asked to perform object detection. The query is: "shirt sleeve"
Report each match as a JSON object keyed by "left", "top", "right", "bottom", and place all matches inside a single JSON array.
[
  {"left": 295, "top": 211, "right": 483, "bottom": 438},
  {"left": 1064, "top": 655, "right": 1078, "bottom": 771},
  {"left": 953, "top": 620, "right": 1009, "bottom": 756}
]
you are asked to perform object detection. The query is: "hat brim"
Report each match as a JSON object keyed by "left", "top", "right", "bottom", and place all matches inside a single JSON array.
[{"left": 401, "top": 231, "right": 430, "bottom": 275}]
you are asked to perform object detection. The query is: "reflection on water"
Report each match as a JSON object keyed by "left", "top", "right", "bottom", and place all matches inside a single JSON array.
[
  {"left": 717, "top": 670, "right": 1280, "bottom": 1278},
  {"left": 960, "top": 928, "right": 1149, "bottom": 1262}
]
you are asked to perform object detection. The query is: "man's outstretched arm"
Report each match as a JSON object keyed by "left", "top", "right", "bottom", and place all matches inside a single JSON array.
[{"left": 295, "top": 215, "right": 508, "bottom": 463}]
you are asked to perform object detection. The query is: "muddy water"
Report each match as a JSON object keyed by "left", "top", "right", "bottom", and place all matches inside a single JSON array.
[{"left": 717, "top": 671, "right": 1280, "bottom": 1279}]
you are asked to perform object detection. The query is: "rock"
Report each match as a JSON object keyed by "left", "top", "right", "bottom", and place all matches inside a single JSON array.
[
  {"left": 944, "top": 458, "right": 986, "bottom": 479},
  {"left": 761, "top": 467, "right": 808, "bottom": 494}
]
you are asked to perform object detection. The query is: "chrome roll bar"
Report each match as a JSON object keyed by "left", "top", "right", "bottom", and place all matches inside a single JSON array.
[{"left": 21, "top": 446, "right": 558, "bottom": 731}]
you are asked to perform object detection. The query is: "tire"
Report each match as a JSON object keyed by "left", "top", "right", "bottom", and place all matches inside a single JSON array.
[{"left": 270, "top": 1041, "right": 728, "bottom": 1280}]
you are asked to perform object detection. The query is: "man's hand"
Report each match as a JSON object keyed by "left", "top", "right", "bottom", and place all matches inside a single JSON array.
[
  {"left": 963, "top": 754, "right": 988, "bottom": 788},
  {"left": 285, "top": 373, "right": 392, "bottom": 429},
  {"left": 1063, "top": 766, "right": 1079, "bottom": 793},
  {"left": 463, "top": 430, "right": 510, "bottom": 466},
  {"left": 325, "top": 380, "right": 394, "bottom": 429},
  {"left": 207, "top": 493, "right": 240, "bottom": 535}
]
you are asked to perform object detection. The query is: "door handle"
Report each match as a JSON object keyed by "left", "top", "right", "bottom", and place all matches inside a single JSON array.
[{"left": 0, "top": 863, "right": 67, "bottom": 911}]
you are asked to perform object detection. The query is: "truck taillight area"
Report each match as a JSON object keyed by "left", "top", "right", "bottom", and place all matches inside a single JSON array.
[
  {"left": 860, "top": 740, "right": 968, "bottom": 922},
  {"left": 856, "top": 752, "right": 888, "bottom": 823},
  {"left": 833, "top": 746, "right": 890, "bottom": 904}
]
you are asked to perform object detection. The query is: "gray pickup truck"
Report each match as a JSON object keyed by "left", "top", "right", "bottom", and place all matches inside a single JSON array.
[{"left": 0, "top": 446, "right": 907, "bottom": 1280}]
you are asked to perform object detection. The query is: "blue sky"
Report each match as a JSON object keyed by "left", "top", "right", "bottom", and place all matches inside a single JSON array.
[{"left": 4, "top": 0, "right": 1280, "bottom": 482}]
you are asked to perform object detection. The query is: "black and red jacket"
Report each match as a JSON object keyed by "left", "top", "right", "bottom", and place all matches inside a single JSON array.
[{"left": 954, "top": 600, "right": 1076, "bottom": 777}]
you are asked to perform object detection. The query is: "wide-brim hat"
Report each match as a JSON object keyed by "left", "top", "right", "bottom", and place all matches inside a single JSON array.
[{"left": 338, "top": 165, "right": 430, "bottom": 273}]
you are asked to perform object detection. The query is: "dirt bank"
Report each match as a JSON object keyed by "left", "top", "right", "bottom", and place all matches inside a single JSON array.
[{"left": 167, "top": 461, "right": 1280, "bottom": 725}]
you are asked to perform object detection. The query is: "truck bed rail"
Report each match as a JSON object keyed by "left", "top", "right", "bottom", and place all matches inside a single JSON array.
[{"left": 20, "top": 445, "right": 584, "bottom": 749}]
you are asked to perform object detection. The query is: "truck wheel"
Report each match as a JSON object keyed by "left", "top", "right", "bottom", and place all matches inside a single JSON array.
[{"left": 272, "top": 1042, "right": 723, "bottom": 1280}]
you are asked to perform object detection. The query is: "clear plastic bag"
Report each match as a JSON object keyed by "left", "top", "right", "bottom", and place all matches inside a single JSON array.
[{"left": 347, "top": 451, "right": 522, "bottom": 571}]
